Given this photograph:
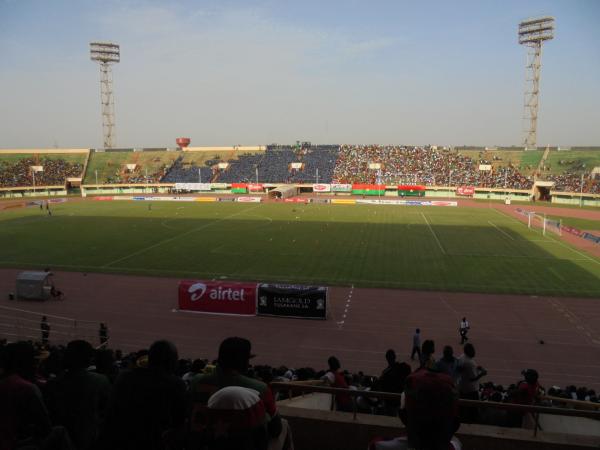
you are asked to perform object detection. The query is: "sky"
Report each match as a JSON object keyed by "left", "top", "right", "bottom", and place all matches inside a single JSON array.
[{"left": 1, "top": 0, "right": 599, "bottom": 148}]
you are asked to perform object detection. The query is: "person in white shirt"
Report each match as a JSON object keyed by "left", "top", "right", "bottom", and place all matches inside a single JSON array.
[{"left": 459, "top": 317, "right": 470, "bottom": 344}]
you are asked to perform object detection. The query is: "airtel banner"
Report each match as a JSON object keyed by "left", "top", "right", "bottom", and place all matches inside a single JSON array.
[
  {"left": 178, "top": 280, "right": 257, "bottom": 315},
  {"left": 312, "top": 184, "right": 331, "bottom": 193},
  {"left": 456, "top": 186, "right": 475, "bottom": 196}
]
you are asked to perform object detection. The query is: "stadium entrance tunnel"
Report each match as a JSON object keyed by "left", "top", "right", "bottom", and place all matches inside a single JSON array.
[{"left": 268, "top": 185, "right": 298, "bottom": 199}]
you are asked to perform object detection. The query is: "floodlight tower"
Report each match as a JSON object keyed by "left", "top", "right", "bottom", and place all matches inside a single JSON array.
[
  {"left": 518, "top": 17, "right": 554, "bottom": 149},
  {"left": 90, "top": 42, "right": 120, "bottom": 149}
]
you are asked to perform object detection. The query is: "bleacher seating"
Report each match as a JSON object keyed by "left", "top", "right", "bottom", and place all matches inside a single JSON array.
[{"left": 0, "top": 157, "right": 83, "bottom": 187}]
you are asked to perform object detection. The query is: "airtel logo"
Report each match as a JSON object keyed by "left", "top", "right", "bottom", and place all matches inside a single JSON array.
[{"left": 188, "top": 283, "right": 246, "bottom": 301}]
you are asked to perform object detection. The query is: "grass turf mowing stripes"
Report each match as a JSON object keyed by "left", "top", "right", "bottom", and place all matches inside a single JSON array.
[{"left": 0, "top": 201, "right": 599, "bottom": 297}]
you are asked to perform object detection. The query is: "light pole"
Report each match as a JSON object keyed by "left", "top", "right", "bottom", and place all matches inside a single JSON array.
[
  {"left": 90, "top": 42, "right": 120, "bottom": 149},
  {"left": 95, "top": 169, "right": 98, "bottom": 185},
  {"left": 198, "top": 168, "right": 202, "bottom": 183},
  {"left": 448, "top": 170, "right": 452, "bottom": 197},
  {"left": 255, "top": 166, "right": 259, "bottom": 184},
  {"left": 580, "top": 173, "right": 584, "bottom": 207},
  {"left": 32, "top": 168, "right": 36, "bottom": 195}
]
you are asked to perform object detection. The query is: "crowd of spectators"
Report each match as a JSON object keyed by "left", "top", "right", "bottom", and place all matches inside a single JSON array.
[
  {"left": 541, "top": 172, "right": 600, "bottom": 194},
  {"left": 160, "top": 156, "right": 214, "bottom": 184},
  {"left": 103, "top": 160, "right": 173, "bottom": 185},
  {"left": 2, "top": 329, "right": 597, "bottom": 450},
  {"left": 0, "top": 158, "right": 83, "bottom": 188},
  {"left": 332, "top": 145, "right": 534, "bottom": 189}
]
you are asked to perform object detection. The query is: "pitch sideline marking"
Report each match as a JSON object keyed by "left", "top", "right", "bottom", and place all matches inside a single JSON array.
[
  {"left": 488, "top": 220, "right": 515, "bottom": 241},
  {"left": 102, "top": 205, "right": 262, "bottom": 267},
  {"left": 421, "top": 212, "right": 446, "bottom": 255}
]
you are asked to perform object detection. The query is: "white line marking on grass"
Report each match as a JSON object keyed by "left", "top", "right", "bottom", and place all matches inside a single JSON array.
[
  {"left": 544, "top": 233, "right": 600, "bottom": 266},
  {"left": 488, "top": 221, "right": 515, "bottom": 241},
  {"left": 421, "top": 212, "right": 446, "bottom": 255},
  {"left": 492, "top": 207, "right": 600, "bottom": 265},
  {"left": 102, "top": 205, "right": 262, "bottom": 267}
]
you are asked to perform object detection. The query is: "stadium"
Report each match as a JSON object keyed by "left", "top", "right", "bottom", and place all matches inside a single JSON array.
[{"left": 2, "top": 4, "right": 600, "bottom": 450}]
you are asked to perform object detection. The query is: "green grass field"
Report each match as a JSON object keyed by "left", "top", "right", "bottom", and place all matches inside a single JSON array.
[{"left": 1, "top": 201, "right": 599, "bottom": 297}]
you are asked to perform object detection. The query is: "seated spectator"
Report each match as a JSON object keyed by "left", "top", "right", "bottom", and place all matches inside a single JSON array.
[
  {"left": 44, "top": 340, "right": 111, "bottom": 450},
  {"left": 99, "top": 340, "right": 187, "bottom": 450},
  {"left": 377, "top": 349, "right": 411, "bottom": 416},
  {"left": 205, "top": 386, "right": 269, "bottom": 450},
  {"left": 419, "top": 340, "right": 436, "bottom": 370},
  {"left": 321, "top": 356, "right": 354, "bottom": 413},
  {"left": 435, "top": 346, "right": 459, "bottom": 383},
  {"left": 402, "top": 362, "right": 461, "bottom": 450},
  {"left": 190, "top": 337, "right": 292, "bottom": 450},
  {"left": 0, "top": 341, "right": 74, "bottom": 450}
]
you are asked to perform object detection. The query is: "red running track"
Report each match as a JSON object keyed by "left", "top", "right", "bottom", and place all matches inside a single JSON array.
[{"left": 1, "top": 268, "right": 599, "bottom": 391}]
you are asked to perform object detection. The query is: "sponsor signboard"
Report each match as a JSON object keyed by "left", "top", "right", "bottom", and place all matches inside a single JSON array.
[
  {"left": 211, "top": 183, "right": 229, "bottom": 189},
  {"left": 174, "top": 183, "right": 212, "bottom": 191},
  {"left": 236, "top": 197, "right": 262, "bottom": 203},
  {"left": 331, "top": 184, "right": 352, "bottom": 192},
  {"left": 456, "top": 186, "right": 475, "bottom": 196},
  {"left": 178, "top": 280, "right": 257, "bottom": 315},
  {"left": 290, "top": 162, "right": 303, "bottom": 169},
  {"left": 257, "top": 284, "right": 327, "bottom": 319},
  {"left": 430, "top": 201, "right": 458, "bottom": 207},
  {"left": 284, "top": 197, "right": 308, "bottom": 203},
  {"left": 247, "top": 183, "right": 264, "bottom": 192},
  {"left": 312, "top": 184, "right": 331, "bottom": 193},
  {"left": 479, "top": 164, "right": 492, "bottom": 171},
  {"left": 92, "top": 196, "right": 114, "bottom": 201},
  {"left": 195, "top": 197, "right": 217, "bottom": 202},
  {"left": 331, "top": 199, "right": 356, "bottom": 205},
  {"left": 583, "top": 232, "right": 600, "bottom": 244}
]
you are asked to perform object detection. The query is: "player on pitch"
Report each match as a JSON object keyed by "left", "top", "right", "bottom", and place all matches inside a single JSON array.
[{"left": 460, "top": 317, "right": 470, "bottom": 344}]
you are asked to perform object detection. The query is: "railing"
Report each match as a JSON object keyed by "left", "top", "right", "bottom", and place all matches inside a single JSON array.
[{"left": 271, "top": 382, "right": 600, "bottom": 438}]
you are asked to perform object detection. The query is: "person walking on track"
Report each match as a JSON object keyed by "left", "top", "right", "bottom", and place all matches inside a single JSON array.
[
  {"left": 460, "top": 317, "right": 470, "bottom": 344},
  {"left": 411, "top": 328, "right": 422, "bottom": 361}
]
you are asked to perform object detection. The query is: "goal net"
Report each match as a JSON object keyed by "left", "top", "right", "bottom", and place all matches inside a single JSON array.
[{"left": 527, "top": 212, "right": 561, "bottom": 236}]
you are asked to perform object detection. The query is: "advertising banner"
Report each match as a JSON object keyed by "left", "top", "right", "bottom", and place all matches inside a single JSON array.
[
  {"left": 257, "top": 284, "right": 327, "bottom": 319},
  {"left": 331, "top": 184, "right": 352, "bottom": 192},
  {"left": 312, "top": 184, "right": 331, "bottom": 193},
  {"left": 456, "top": 186, "right": 475, "bottom": 196},
  {"left": 284, "top": 197, "right": 308, "bottom": 203},
  {"left": 178, "top": 280, "right": 257, "bottom": 315},
  {"left": 331, "top": 199, "right": 356, "bottom": 205},
  {"left": 583, "top": 232, "right": 600, "bottom": 244},
  {"left": 479, "top": 164, "right": 492, "bottom": 171},
  {"left": 92, "top": 196, "right": 114, "bottom": 201},
  {"left": 174, "top": 183, "right": 212, "bottom": 191},
  {"left": 236, "top": 197, "right": 262, "bottom": 203},
  {"left": 211, "top": 183, "right": 229, "bottom": 189},
  {"left": 247, "top": 183, "right": 264, "bottom": 192},
  {"left": 562, "top": 225, "right": 583, "bottom": 237},
  {"left": 195, "top": 197, "right": 217, "bottom": 202}
]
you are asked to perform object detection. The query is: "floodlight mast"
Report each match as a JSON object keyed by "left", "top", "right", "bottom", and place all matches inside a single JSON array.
[
  {"left": 518, "top": 17, "right": 554, "bottom": 149},
  {"left": 90, "top": 42, "right": 120, "bottom": 149}
]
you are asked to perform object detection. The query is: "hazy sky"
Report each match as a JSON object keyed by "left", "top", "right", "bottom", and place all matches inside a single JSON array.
[{"left": 1, "top": 0, "right": 599, "bottom": 148}]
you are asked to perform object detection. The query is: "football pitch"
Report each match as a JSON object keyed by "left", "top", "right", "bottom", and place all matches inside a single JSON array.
[{"left": 1, "top": 201, "right": 599, "bottom": 297}]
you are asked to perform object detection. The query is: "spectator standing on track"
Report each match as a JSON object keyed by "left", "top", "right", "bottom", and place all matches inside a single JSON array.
[
  {"left": 99, "top": 323, "right": 108, "bottom": 346},
  {"left": 41, "top": 316, "right": 50, "bottom": 346},
  {"left": 460, "top": 317, "right": 470, "bottom": 344},
  {"left": 410, "top": 328, "right": 421, "bottom": 361}
]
